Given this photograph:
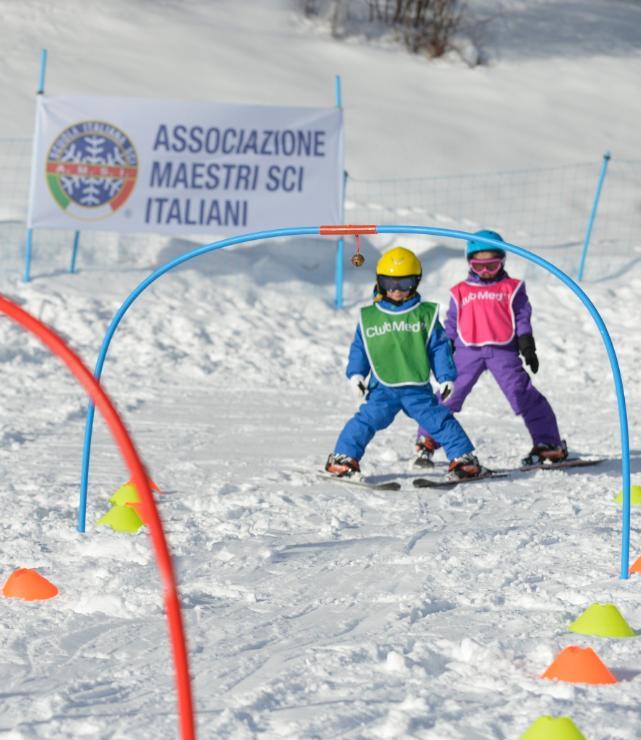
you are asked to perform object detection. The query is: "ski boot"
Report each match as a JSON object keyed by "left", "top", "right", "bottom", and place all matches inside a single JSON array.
[
  {"left": 447, "top": 452, "right": 485, "bottom": 480},
  {"left": 521, "top": 440, "right": 568, "bottom": 467},
  {"left": 325, "top": 453, "right": 361, "bottom": 479},
  {"left": 414, "top": 434, "right": 437, "bottom": 468}
]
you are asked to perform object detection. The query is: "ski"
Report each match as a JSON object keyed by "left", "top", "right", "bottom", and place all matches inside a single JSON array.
[
  {"left": 318, "top": 472, "right": 401, "bottom": 491},
  {"left": 412, "top": 471, "right": 509, "bottom": 489},
  {"left": 497, "top": 457, "right": 606, "bottom": 474}
]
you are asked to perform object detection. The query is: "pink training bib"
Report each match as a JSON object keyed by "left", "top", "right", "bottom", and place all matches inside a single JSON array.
[{"left": 451, "top": 277, "right": 523, "bottom": 346}]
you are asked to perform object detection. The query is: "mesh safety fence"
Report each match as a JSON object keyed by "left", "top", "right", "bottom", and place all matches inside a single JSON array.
[{"left": 345, "top": 158, "right": 641, "bottom": 280}]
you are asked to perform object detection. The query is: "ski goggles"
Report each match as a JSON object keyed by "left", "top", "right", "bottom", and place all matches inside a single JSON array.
[
  {"left": 468, "top": 256, "right": 505, "bottom": 276},
  {"left": 377, "top": 274, "right": 420, "bottom": 293}
]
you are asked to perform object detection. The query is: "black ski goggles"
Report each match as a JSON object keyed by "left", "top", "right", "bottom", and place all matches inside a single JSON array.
[{"left": 377, "top": 274, "right": 420, "bottom": 293}]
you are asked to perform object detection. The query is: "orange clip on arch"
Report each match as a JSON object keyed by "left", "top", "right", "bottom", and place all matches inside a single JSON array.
[{"left": 320, "top": 224, "right": 377, "bottom": 236}]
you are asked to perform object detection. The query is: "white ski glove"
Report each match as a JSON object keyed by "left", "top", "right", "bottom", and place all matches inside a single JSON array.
[
  {"left": 349, "top": 374, "right": 368, "bottom": 405},
  {"left": 438, "top": 380, "right": 455, "bottom": 401}
]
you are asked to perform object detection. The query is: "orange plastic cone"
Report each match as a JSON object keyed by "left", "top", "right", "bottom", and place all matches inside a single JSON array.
[
  {"left": 541, "top": 646, "right": 617, "bottom": 684},
  {"left": 629, "top": 555, "right": 641, "bottom": 574},
  {"left": 2, "top": 568, "right": 59, "bottom": 601}
]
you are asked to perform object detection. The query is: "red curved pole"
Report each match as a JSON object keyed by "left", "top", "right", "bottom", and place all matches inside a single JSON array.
[{"left": 0, "top": 294, "right": 195, "bottom": 740}]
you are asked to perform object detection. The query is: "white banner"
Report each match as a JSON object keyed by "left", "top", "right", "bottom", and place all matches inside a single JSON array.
[{"left": 27, "top": 96, "right": 344, "bottom": 235}]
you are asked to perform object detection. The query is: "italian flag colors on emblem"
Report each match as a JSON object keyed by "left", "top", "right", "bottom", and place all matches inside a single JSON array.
[{"left": 46, "top": 163, "right": 137, "bottom": 219}]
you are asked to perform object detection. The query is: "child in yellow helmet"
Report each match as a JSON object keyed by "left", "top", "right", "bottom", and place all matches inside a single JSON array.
[{"left": 325, "top": 246, "right": 486, "bottom": 481}]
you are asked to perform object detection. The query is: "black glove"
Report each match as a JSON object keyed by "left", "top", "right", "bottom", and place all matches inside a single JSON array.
[{"left": 518, "top": 334, "right": 539, "bottom": 374}]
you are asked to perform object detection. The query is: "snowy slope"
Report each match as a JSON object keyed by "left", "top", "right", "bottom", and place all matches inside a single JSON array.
[
  {"left": 2, "top": 1, "right": 641, "bottom": 738},
  {"left": 3, "top": 0, "right": 641, "bottom": 176}
]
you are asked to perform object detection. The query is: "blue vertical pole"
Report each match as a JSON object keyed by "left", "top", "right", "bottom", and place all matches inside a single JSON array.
[
  {"left": 335, "top": 74, "right": 344, "bottom": 308},
  {"left": 24, "top": 231, "right": 34, "bottom": 284},
  {"left": 70, "top": 231, "right": 80, "bottom": 273},
  {"left": 24, "top": 48, "right": 48, "bottom": 283},
  {"left": 577, "top": 151, "right": 611, "bottom": 282},
  {"left": 36, "top": 50, "right": 47, "bottom": 93}
]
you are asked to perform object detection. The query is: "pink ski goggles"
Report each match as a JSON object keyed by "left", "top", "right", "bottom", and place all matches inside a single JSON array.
[{"left": 468, "top": 256, "right": 505, "bottom": 277}]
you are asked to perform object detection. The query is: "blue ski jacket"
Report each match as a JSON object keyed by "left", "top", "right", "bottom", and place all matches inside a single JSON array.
[{"left": 345, "top": 293, "right": 457, "bottom": 387}]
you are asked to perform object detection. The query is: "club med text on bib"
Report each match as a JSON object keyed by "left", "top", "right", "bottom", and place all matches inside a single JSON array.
[
  {"left": 359, "top": 302, "right": 439, "bottom": 386},
  {"left": 451, "top": 278, "right": 523, "bottom": 346}
]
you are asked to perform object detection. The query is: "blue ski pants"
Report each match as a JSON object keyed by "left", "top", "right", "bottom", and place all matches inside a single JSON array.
[{"left": 335, "top": 382, "right": 474, "bottom": 462}]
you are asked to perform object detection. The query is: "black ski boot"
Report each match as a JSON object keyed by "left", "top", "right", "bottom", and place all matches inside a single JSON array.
[
  {"left": 414, "top": 435, "right": 437, "bottom": 468},
  {"left": 521, "top": 440, "right": 568, "bottom": 466},
  {"left": 325, "top": 453, "right": 361, "bottom": 479}
]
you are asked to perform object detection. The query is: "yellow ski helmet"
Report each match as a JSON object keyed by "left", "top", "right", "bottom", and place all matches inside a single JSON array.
[
  {"left": 375, "top": 247, "right": 422, "bottom": 301},
  {"left": 376, "top": 247, "right": 422, "bottom": 278}
]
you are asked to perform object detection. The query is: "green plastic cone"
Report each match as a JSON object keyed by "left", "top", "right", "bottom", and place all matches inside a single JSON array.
[
  {"left": 520, "top": 716, "right": 585, "bottom": 740},
  {"left": 97, "top": 505, "right": 144, "bottom": 533},
  {"left": 614, "top": 484, "right": 641, "bottom": 505},
  {"left": 109, "top": 482, "right": 140, "bottom": 506},
  {"left": 568, "top": 602, "right": 636, "bottom": 638}
]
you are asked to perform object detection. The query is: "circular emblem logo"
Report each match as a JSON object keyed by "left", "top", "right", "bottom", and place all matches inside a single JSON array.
[{"left": 46, "top": 121, "right": 138, "bottom": 220}]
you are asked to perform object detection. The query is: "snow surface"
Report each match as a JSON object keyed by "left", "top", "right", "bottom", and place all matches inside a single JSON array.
[{"left": 1, "top": 0, "right": 641, "bottom": 738}]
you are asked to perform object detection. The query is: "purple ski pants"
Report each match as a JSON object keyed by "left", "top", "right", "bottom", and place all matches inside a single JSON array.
[{"left": 418, "top": 345, "right": 561, "bottom": 447}]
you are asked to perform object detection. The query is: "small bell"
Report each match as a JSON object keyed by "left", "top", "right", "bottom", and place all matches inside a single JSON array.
[{"left": 351, "top": 253, "right": 365, "bottom": 267}]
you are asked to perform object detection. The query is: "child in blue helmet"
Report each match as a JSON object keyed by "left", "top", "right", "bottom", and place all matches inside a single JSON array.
[
  {"left": 414, "top": 230, "right": 567, "bottom": 468},
  {"left": 326, "top": 246, "right": 486, "bottom": 481}
]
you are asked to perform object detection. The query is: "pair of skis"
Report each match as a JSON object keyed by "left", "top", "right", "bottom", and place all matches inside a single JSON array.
[{"left": 320, "top": 457, "right": 605, "bottom": 491}]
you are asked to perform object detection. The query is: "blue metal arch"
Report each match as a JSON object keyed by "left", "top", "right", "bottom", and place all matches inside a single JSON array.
[{"left": 78, "top": 226, "right": 632, "bottom": 580}]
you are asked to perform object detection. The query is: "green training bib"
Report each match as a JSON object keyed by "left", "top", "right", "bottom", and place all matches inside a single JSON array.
[{"left": 360, "top": 302, "right": 439, "bottom": 386}]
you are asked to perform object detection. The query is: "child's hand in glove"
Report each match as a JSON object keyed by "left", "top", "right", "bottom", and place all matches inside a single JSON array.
[
  {"left": 522, "top": 347, "right": 539, "bottom": 373},
  {"left": 349, "top": 374, "right": 368, "bottom": 404},
  {"left": 518, "top": 334, "right": 539, "bottom": 374},
  {"left": 438, "top": 380, "right": 455, "bottom": 401}
]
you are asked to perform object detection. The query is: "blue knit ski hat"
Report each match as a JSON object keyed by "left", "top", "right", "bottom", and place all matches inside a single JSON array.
[{"left": 466, "top": 229, "right": 506, "bottom": 258}]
